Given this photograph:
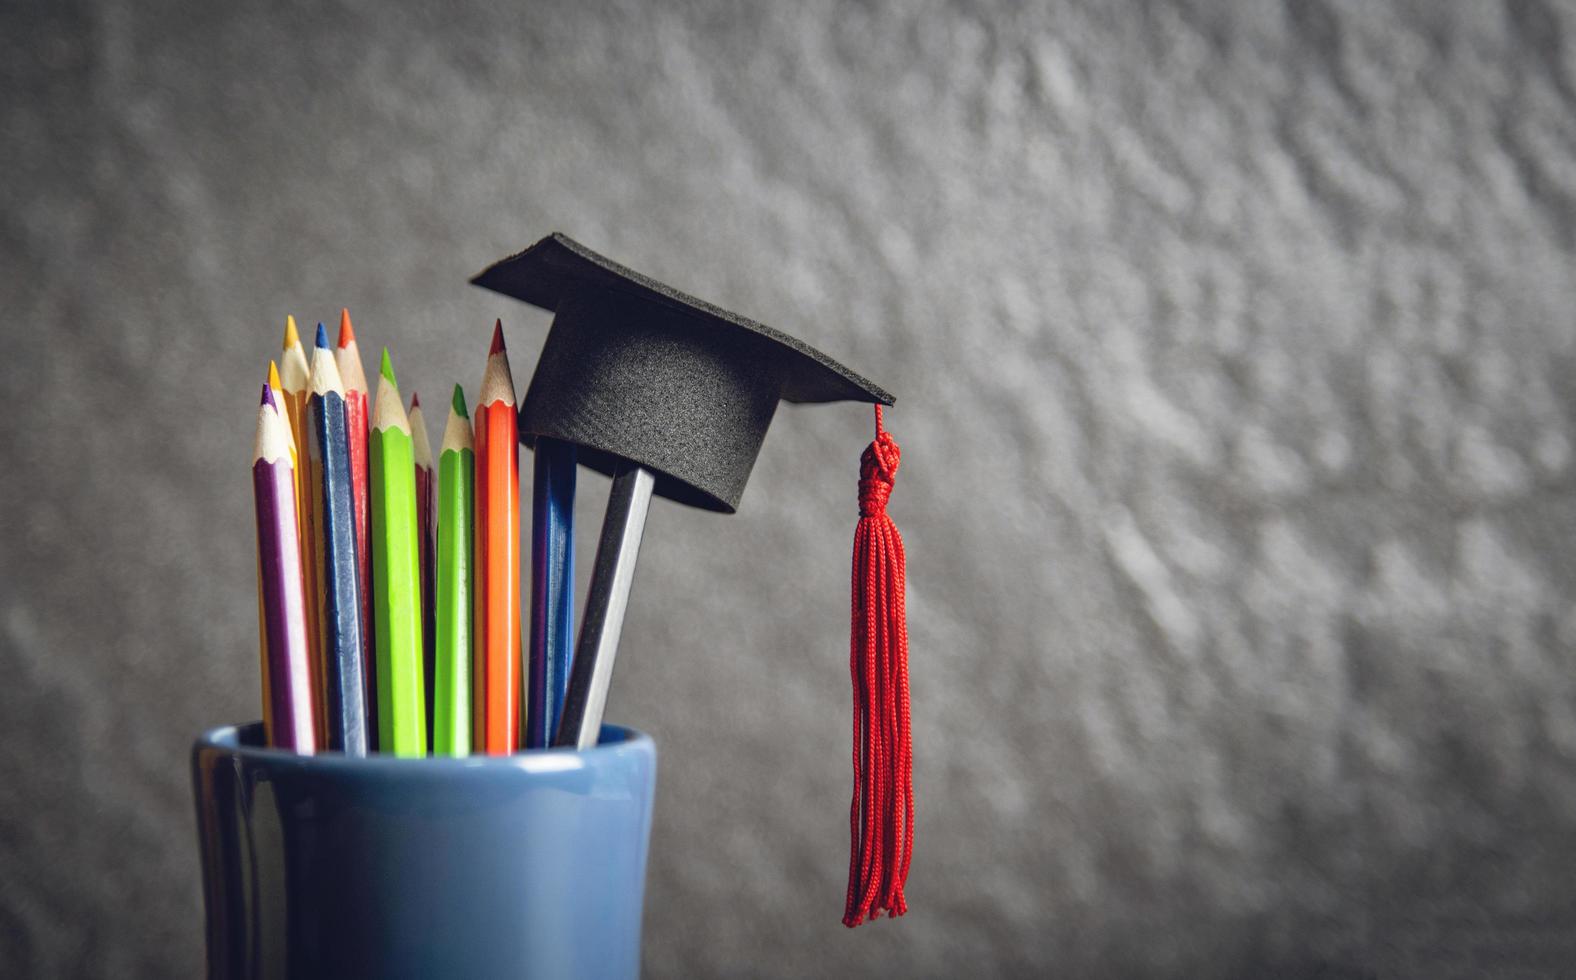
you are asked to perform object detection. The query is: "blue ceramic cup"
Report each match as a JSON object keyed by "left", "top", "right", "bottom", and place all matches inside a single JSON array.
[{"left": 191, "top": 723, "right": 656, "bottom": 978}]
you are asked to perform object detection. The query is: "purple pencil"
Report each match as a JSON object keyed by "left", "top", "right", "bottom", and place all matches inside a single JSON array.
[{"left": 254, "top": 384, "right": 317, "bottom": 752}]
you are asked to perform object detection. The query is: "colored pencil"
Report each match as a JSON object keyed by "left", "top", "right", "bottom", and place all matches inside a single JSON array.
[
  {"left": 475, "top": 321, "right": 521, "bottom": 754},
  {"left": 335, "top": 309, "right": 378, "bottom": 749},
  {"left": 433, "top": 385, "right": 475, "bottom": 756},
  {"left": 256, "top": 360, "right": 290, "bottom": 739},
  {"left": 409, "top": 391, "right": 437, "bottom": 750},
  {"left": 370, "top": 349, "right": 427, "bottom": 756},
  {"left": 254, "top": 384, "right": 316, "bottom": 752},
  {"left": 308, "top": 325, "right": 369, "bottom": 755},
  {"left": 526, "top": 437, "right": 576, "bottom": 748},
  {"left": 279, "top": 315, "right": 324, "bottom": 736}
]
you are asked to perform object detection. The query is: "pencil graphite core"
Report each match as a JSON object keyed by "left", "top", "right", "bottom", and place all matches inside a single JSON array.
[{"left": 371, "top": 361, "right": 426, "bottom": 756}]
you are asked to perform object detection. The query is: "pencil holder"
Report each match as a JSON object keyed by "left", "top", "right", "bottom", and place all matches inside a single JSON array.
[{"left": 191, "top": 723, "right": 656, "bottom": 978}]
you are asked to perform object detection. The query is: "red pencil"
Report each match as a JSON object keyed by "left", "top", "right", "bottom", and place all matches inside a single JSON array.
[
  {"left": 474, "top": 321, "right": 520, "bottom": 754},
  {"left": 336, "top": 310, "right": 377, "bottom": 748}
]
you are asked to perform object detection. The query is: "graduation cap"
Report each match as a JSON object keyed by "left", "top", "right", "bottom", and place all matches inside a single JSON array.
[
  {"left": 472, "top": 234, "right": 913, "bottom": 927},
  {"left": 472, "top": 233, "right": 893, "bottom": 512}
]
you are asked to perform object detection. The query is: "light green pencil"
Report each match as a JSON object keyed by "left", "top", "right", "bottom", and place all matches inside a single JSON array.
[
  {"left": 433, "top": 384, "right": 475, "bottom": 756},
  {"left": 370, "top": 349, "right": 427, "bottom": 756}
]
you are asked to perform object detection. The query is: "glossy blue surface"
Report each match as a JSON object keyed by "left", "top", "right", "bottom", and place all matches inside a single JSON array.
[{"left": 192, "top": 722, "right": 655, "bottom": 978}]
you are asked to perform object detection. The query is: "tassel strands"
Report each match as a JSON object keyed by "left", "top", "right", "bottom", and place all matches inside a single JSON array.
[{"left": 843, "top": 405, "right": 912, "bottom": 928}]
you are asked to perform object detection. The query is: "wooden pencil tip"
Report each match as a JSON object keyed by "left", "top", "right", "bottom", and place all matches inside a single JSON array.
[
  {"left": 283, "top": 314, "right": 300, "bottom": 349},
  {"left": 338, "top": 308, "right": 355, "bottom": 347},
  {"left": 268, "top": 360, "right": 282, "bottom": 391},
  {"left": 410, "top": 390, "right": 421, "bottom": 410},
  {"left": 490, "top": 319, "right": 506, "bottom": 354},
  {"left": 380, "top": 347, "right": 397, "bottom": 385},
  {"left": 261, "top": 383, "right": 276, "bottom": 408},
  {"left": 315, "top": 322, "right": 330, "bottom": 350},
  {"left": 452, "top": 383, "right": 468, "bottom": 419}
]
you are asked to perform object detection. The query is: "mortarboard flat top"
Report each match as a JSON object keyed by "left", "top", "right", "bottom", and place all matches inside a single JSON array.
[{"left": 471, "top": 234, "right": 894, "bottom": 513}]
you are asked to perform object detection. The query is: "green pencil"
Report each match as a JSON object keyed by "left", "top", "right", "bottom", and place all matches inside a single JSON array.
[
  {"left": 433, "top": 384, "right": 475, "bottom": 756},
  {"left": 370, "top": 349, "right": 427, "bottom": 756}
]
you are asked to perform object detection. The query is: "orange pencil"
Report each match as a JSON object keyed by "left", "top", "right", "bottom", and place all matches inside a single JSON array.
[
  {"left": 336, "top": 309, "right": 378, "bottom": 748},
  {"left": 474, "top": 321, "right": 520, "bottom": 754},
  {"left": 280, "top": 315, "right": 325, "bottom": 741}
]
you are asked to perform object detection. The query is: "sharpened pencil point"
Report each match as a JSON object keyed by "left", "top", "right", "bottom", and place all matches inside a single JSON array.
[
  {"left": 490, "top": 319, "right": 506, "bottom": 354},
  {"left": 315, "top": 322, "right": 330, "bottom": 350},
  {"left": 261, "top": 384, "right": 276, "bottom": 408},
  {"left": 268, "top": 360, "right": 283, "bottom": 391},
  {"left": 411, "top": 390, "right": 421, "bottom": 410},
  {"left": 338, "top": 308, "right": 355, "bottom": 347},
  {"left": 452, "top": 383, "right": 468, "bottom": 418},
  {"left": 283, "top": 315, "right": 301, "bottom": 350},
  {"left": 380, "top": 347, "right": 397, "bottom": 385}
]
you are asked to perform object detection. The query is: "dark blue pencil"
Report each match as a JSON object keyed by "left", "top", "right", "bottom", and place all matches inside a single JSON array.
[
  {"left": 526, "top": 437, "right": 576, "bottom": 748},
  {"left": 308, "top": 323, "right": 369, "bottom": 754}
]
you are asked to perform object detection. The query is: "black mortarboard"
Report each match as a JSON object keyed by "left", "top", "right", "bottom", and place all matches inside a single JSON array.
[{"left": 470, "top": 233, "right": 893, "bottom": 512}]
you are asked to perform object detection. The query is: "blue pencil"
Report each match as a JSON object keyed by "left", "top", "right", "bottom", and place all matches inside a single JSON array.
[
  {"left": 526, "top": 437, "right": 576, "bottom": 748},
  {"left": 308, "top": 323, "right": 369, "bottom": 755}
]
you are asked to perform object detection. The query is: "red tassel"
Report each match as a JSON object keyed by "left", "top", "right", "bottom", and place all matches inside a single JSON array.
[{"left": 844, "top": 405, "right": 913, "bottom": 927}]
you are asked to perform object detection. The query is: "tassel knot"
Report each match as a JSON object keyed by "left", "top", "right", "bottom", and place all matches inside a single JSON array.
[
  {"left": 857, "top": 410, "right": 900, "bottom": 517},
  {"left": 844, "top": 405, "right": 913, "bottom": 928}
]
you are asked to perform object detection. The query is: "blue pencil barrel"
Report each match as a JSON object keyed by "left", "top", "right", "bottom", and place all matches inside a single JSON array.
[{"left": 527, "top": 437, "right": 576, "bottom": 748}]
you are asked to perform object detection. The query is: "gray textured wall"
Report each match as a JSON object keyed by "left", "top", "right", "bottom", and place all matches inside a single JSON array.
[{"left": 6, "top": 1, "right": 1576, "bottom": 976}]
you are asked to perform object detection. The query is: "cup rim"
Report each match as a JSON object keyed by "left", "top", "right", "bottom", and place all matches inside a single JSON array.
[{"left": 194, "top": 721, "right": 654, "bottom": 773}]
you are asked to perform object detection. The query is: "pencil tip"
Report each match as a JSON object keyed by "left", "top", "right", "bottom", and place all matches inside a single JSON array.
[
  {"left": 490, "top": 319, "right": 506, "bottom": 354},
  {"left": 261, "top": 384, "right": 276, "bottom": 408},
  {"left": 380, "top": 347, "right": 397, "bottom": 385},
  {"left": 268, "top": 360, "right": 282, "bottom": 390},
  {"left": 337, "top": 308, "right": 354, "bottom": 347},
  {"left": 315, "top": 322, "right": 329, "bottom": 349},
  {"left": 452, "top": 383, "right": 468, "bottom": 418},
  {"left": 410, "top": 390, "right": 421, "bottom": 410},
  {"left": 283, "top": 315, "right": 300, "bottom": 349}
]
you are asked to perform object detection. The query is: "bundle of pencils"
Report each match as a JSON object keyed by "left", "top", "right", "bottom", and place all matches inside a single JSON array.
[{"left": 251, "top": 315, "right": 553, "bottom": 758}]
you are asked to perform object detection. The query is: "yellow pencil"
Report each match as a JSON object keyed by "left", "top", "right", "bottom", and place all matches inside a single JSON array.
[{"left": 279, "top": 315, "right": 325, "bottom": 741}]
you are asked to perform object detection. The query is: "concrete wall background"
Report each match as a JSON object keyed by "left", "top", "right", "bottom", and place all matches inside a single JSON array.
[{"left": 6, "top": 1, "right": 1576, "bottom": 976}]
